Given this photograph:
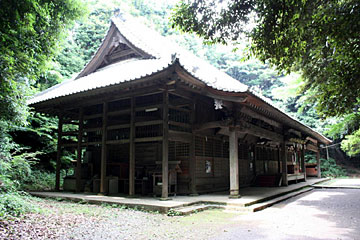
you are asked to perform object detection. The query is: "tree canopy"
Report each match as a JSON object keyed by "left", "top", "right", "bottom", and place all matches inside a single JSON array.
[
  {"left": 0, "top": 0, "right": 86, "bottom": 126},
  {"left": 171, "top": 0, "right": 360, "bottom": 118}
]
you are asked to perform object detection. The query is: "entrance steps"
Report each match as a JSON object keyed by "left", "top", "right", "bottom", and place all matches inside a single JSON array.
[{"left": 170, "top": 187, "right": 313, "bottom": 215}]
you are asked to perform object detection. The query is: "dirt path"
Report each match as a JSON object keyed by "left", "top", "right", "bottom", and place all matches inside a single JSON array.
[{"left": 1, "top": 189, "right": 359, "bottom": 240}]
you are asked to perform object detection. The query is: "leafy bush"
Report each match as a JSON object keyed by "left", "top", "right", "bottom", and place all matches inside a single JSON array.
[
  {"left": 0, "top": 146, "right": 41, "bottom": 191},
  {"left": 305, "top": 154, "right": 347, "bottom": 178},
  {"left": 0, "top": 192, "right": 39, "bottom": 220},
  {"left": 21, "top": 170, "right": 56, "bottom": 191}
]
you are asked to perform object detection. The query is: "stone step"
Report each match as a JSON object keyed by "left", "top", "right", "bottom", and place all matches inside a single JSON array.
[
  {"left": 171, "top": 187, "right": 313, "bottom": 215},
  {"left": 225, "top": 187, "right": 314, "bottom": 212}
]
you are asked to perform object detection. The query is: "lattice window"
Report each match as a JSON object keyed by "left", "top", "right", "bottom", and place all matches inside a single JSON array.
[
  {"left": 169, "top": 141, "right": 176, "bottom": 161},
  {"left": 135, "top": 124, "right": 162, "bottom": 138},
  {"left": 213, "top": 139, "right": 222, "bottom": 157},
  {"left": 204, "top": 137, "right": 213, "bottom": 157},
  {"left": 84, "top": 117, "right": 102, "bottom": 128},
  {"left": 84, "top": 104, "right": 102, "bottom": 115},
  {"left": 136, "top": 93, "right": 162, "bottom": 107},
  {"left": 108, "top": 98, "right": 131, "bottom": 111},
  {"left": 107, "top": 128, "right": 130, "bottom": 140},
  {"left": 169, "top": 108, "right": 190, "bottom": 123},
  {"left": 195, "top": 136, "right": 204, "bottom": 156},
  {"left": 176, "top": 142, "right": 190, "bottom": 157},
  {"left": 107, "top": 115, "right": 130, "bottom": 126},
  {"left": 135, "top": 108, "right": 161, "bottom": 121}
]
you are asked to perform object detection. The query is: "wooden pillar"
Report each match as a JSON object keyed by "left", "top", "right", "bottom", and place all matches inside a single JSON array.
[
  {"left": 55, "top": 113, "right": 63, "bottom": 191},
  {"left": 301, "top": 146, "right": 306, "bottom": 181},
  {"left": 316, "top": 149, "right": 321, "bottom": 178},
  {"left": 229, "top": 128, "right": 240, "bottom": 198},
  {"left": 189, "top": 100, "right": 197, "bottom": 195},
  {"left": 76, "top": 108, "right": 84, "bottom": 192},
  {"left": 277, "top": 147, "right": 281, "bottom": 174},
  {"left": 161, "top": 90, "right": 169, "bottom": 199},
  {"left": 129, "top": 97, "right": 135, "bottom": 196},
  {"left": 281, "top": 141, "right": 288, "bottom": 186},
  {"left": 100, "top": 102, "right": 108, "bottom": 194},
  {"left": 252, "top": 145, "right": 257, "bottom": 176}
]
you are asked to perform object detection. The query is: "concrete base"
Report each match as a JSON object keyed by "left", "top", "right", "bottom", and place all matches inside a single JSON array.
[
  {"left": 229, "top": 194, "right": 241, "bottom": 199},
  {"left": 30, "top": 177, "right": 328, "bottom": 214},
  {"left": 159, "top": 197, "right": 172, "bottom": 201}
]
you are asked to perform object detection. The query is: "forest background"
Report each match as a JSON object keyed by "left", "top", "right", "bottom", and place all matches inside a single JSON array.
[{"left": 0, "top": 0, "right": 358, "bottom": 219}]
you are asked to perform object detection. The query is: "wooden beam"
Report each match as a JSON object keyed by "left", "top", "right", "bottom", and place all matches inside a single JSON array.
[
  {"left": 134, "top": 136, "right": 163, "bottom": 143},
  {"left": 107, "top": 124, "right": 130, "bottom": 130},
  {"left": 161, "top": 90, "right": 169, "bottom": 199},
  {"left": 229, "top": 129, "right": 240, "bottom": 198},
  {"left": 194, "top": 119, "right": 232, "bottom": 132},
  {"left": 277, "top": 147, "right": 281, "bottom": 174},
  {"left": 55, "top": 113, "right": 63, "bottom": 191},
  {"left": 129, "top": 97, "right": 135, "bottom": 196},
  {"left": 107, "top": 109, "right": 131, "bottom": 117},
  {"left": 84, "top": 113, "right": 102, "bottom": 120},
  {"left": 168, "top": 131, "right": 192, "bottom": 143},
  {"left": 306, "top": 143, "right": 319, "bottom": 152},
  {"left": 135, "top": 120, "right": 162, "bottom": 127},
  {"left": 169, "top": 104, "right": 191, "bottom": 113},
  {"left": 100, "top": 102, "right": 108, "bottom": 195},
  {"left": 106, "top": 139, "right": 130, "bottom": 144},
  {"left": 240, "top": 120, "right": 283, "bottom": 143},
  {"left": 306, "top": 136, "right": 318, "bottom": 145},
  {"left": 109, "top": 48, "right": 135, "bottom": 60},
  {"left": 169, "top": 121, "right": 191, "bottom": 129},
  {"left": 241, "top": 106, "right": 282, "bottom": 129},
  {"left": 76, "top": 108, "right": 84, "bottom": 192}
]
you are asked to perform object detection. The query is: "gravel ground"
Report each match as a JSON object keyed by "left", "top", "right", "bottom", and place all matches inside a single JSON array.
[
  {"left": 0, "top": 197, "right": 232, "bottom": 240},
  {"left": 1, "top": 189, "right": 359, "bottom": 240}
]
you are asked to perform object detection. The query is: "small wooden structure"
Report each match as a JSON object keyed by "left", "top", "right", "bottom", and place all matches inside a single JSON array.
[{"left": 28, "top": 16, "right": 331, "bottom": 199}]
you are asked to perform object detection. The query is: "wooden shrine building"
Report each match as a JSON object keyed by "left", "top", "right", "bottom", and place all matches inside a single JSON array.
[{"left": 28, "top": 16, "right": 331, "bottom": 199}]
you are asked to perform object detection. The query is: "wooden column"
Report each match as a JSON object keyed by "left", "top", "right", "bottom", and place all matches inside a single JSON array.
[
  {"left": 229, "top": 128, "right": 240, "bottom": 198},
  {"left": 301, "top": 146, "right": 306, "bottom": 181},
  {"left": 252, "top": 145, "right": 257, "bottom": 176},
  {"left": 55, "top": 113, "right": 63, "bottom": 191},
  {"left": 281, "top": 141, "right": 288, "bottom": 186},
  {"left": 277, "top": 147, "right": 281, "bottom": 174},
  {"left": 161, "top": 90, "right": 169, "bottom": 199},
  {"left": 129, "top": 97, "right": 135, "bottom": 196},
  {"left": 76, "top": 108, "right": 84, "bottom": 192},
  {"left": 189, "top": 100, "right": 197, "bottom": 195},
  {"left": 100, "top": 102, "right": 108, "bottom": 194},
  {"left": 316, "top": 149, "right": 321, "bottom": 178}
]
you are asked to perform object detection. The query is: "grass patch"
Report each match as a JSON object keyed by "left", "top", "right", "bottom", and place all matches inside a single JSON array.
[{"left": 0, "top": 192, "right": 40, "bottom": 220}]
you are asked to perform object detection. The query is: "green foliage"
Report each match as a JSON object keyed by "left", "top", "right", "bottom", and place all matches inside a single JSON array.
[
  {"left": 167, "top": 208, "right": 182, "bottom": 216},
  {"left": 171, "top": 0, "right": 360, "bottom": 118},
  {"left": 341, "top": 129, "right": 360, "bottom": 157},
  {"left": 0, "top": 192, "right": 39, "bottom": 220},
  {"left": 0, "top": 145, "right": 41, "bottom": 191},
  {"left": 0, "top": 0, "right": 86, "bottom": 126},
  {"left": 21, "top": 170, "right": 57, "bottom": 191},
  {"left": 305, "top": 154, "right": 346, "bottom": 178}
]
